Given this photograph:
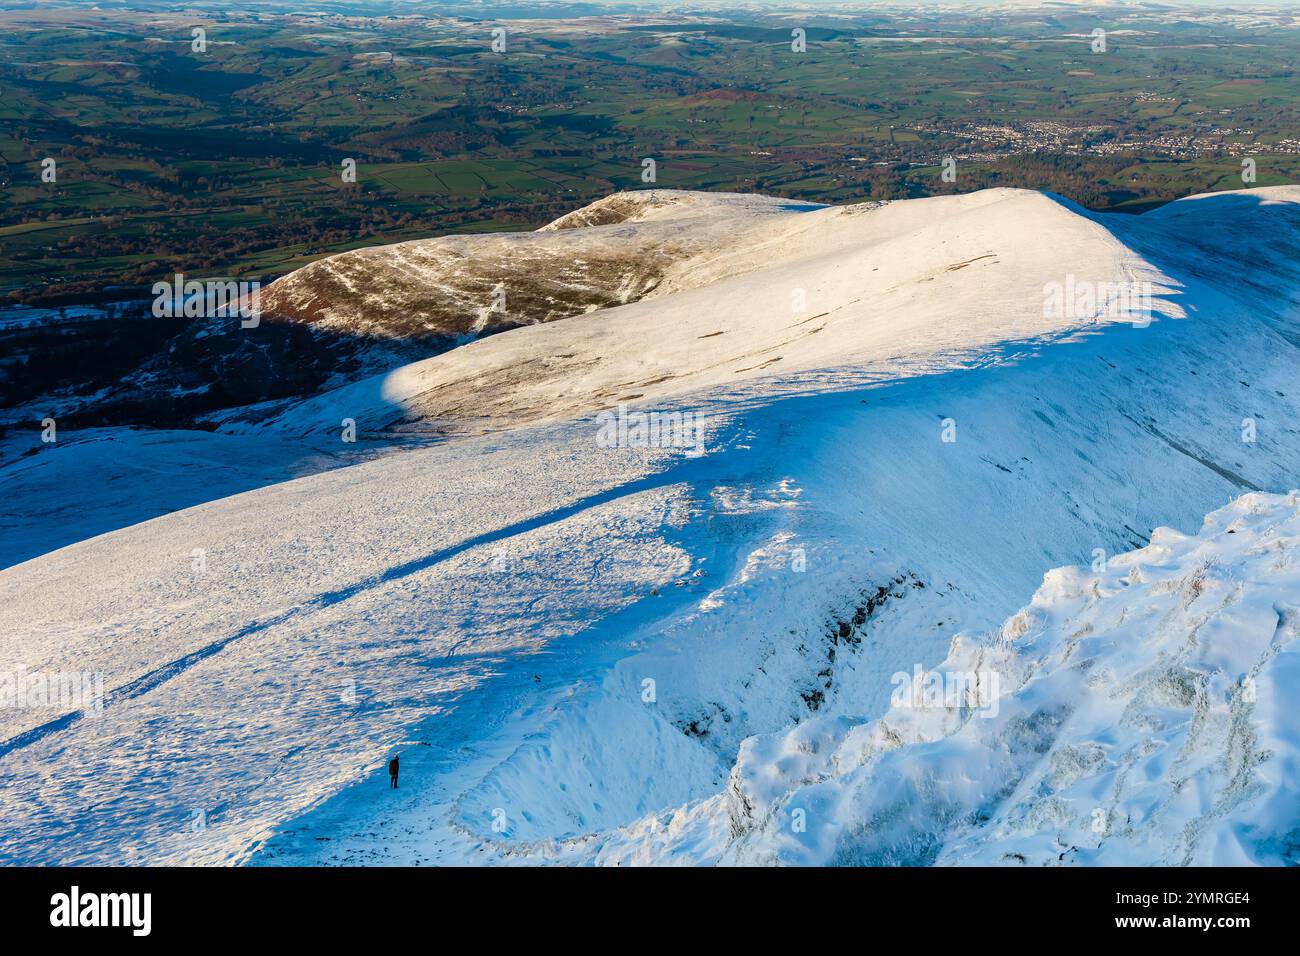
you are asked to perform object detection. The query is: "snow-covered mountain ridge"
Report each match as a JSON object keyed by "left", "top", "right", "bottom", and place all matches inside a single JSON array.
[
  {"left": 3, "top": 186, "right": 1300, "bottom": 866},
  {"left": 255, "top": 190, "right": 824, "bottom": 342},
  {"left": 583, "top": 491, "right": 1300, "bottom": 866},
  {"left": 261, "top": 186, "right": 1189, "bottom": 438}
]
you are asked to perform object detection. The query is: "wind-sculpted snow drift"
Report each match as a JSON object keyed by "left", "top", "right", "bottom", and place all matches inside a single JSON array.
[
  {"left": 2, "top": 186, "right": 1300, "bottom": 866},
  {"left": 586, "top": 492, "right": 1300, "bottom": 866}
]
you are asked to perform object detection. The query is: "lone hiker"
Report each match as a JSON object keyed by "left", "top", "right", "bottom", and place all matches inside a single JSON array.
[{"left": 388, "top": 754, "right": 399, "bottom": 789}]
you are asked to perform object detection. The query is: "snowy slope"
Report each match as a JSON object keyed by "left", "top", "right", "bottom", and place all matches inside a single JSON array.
[
  {"left": 585, "top": 491, "right": 1300, "bottom": 867},
  {"left": 262, "top": 187, "right": 1180, "bottom": 438},
  {"left": 3, "top": 186, "right": 1300, "bottom": 867},
  {"left": 0, "top": 421, "right": 708, "bottom": 865},
  {"left": 0, "top": 428, "right": 415, "bottom": 570},
  {"left": 256, "top": 190, "right": 822, "bottom": 341}
]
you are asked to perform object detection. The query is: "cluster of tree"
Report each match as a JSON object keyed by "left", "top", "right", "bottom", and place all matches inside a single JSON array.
[{"left": 913, "top": 155, "right": 1181, "bottom": 211}]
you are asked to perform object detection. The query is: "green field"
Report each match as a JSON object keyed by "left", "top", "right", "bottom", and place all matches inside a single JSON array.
[{"left": 2, "top": 2, "right": 1298, "bottom": 302}]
